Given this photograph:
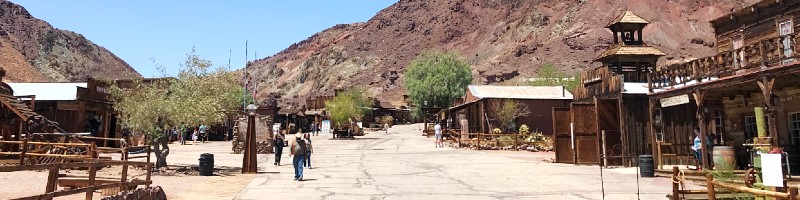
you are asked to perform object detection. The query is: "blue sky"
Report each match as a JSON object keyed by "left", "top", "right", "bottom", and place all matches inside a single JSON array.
[{"left": 14, "top": 0, "right": 398, "bottom": 78}]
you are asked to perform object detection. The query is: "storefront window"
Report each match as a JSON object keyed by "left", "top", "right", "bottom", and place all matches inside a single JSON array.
[
  {"left": 790, "top": 112, "right": 800, "bottom": 145},
  {"left": 744, "top": 116, "right": 757, "bottom": 141}
]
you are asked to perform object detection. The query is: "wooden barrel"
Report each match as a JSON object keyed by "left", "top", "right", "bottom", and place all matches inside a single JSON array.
[
  {"left": 639, "top": 155, "right": 655, "bottom": 177},
  {"left": 713, "top": 146, "right": 736, "bottom": 170}
]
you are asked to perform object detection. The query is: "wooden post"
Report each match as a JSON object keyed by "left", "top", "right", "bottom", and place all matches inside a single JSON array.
[
  {"left": 85, "top": 166, "right": 96, "bottom": 200},
  {"left": 146, "top": 163, "right": 152, "bottom": 188},
  {"left": 121, "top": 162, "right": 129, "bottom": 192},
  {"left": 146, "top": 146, "right": 151, "bottom": 164},
  {"left": 706, "top": 174, "right": 716, "bottom": 200},
  {"left": 19, "top": 139, "right": 27, "bottom": 165},
  {"left": 513, "top": 134, "right": 517, "bottom": 150},
  {"left": 123, "top": 147, "right": 129, "bottom": 161},
  {"left": 45, "top": 164, "right": 60, "bottom": 194},
  {"left": 757, "top": 76, "right": 778, "bottom": 147},
  {"left": 672, "top": 166, "right": 679, "bottom": 200},
  {"left": 789, "top": 187, "right": 798, "bottom": 200},
  {"left": 477, "top": 133, "right": 481, "bottom": 150},
  {"left": 694, "top": 90, "right": 710, "bottom": 170}
]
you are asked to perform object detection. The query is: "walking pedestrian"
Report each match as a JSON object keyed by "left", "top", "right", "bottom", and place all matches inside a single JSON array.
[
  {"left": 304, "top": 132, "right": 313, "bottom": 169},
  {"left": 290, "top": 132, "right": 308, "bottom": 181},
  {"left": 274, "top": 129, "right": 285, "bottom": 166},
  {"left": 192, "top": 127, "right": 199, "bottom": 144},
  {"left": 691, "top": 127, "right": 702, "bottom": 170},
  {"left": 179, "top": 122, "right": 187, "bottom": 145},
  {"left": 384, "top": 123, "right": 389, "bottom": 134},
  {"left": 434, "top": 122, "right": 443, "bottom": 148},
  {"left": 199, "top": 122, "right": 208, "bottom": 143}
]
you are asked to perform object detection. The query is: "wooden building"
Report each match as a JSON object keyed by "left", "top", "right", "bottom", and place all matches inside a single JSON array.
[
  {"left": 647, "top": 0, "right": 800, "bottom": 171},
  {"left": 446, "top": 85, "right": 572, "bottom": 135},
  {"left": 8, "top": 78, "right": 117, "bottom": 146},
  {"left": 554, "top": 11, "right": 665, "bottom": 166}
]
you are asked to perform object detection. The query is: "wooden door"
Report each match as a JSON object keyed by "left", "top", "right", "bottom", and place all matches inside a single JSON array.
[
  {"left": 553, "top": 107, "right": 573, "bottom": 163},
  {"left": 572, "top": 103, "right": 599, "bottom": 164}
]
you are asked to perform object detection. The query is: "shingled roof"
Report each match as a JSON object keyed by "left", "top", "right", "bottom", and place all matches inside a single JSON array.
[
  {"left": 605, "top": 11, "right": 650, "bottom": 28},
  {"left": 594, "top": 44, "right": 666, "bottom": 62}
]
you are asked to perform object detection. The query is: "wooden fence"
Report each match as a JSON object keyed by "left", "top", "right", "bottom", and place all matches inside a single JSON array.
[
  {"left": 669, "top": 166, "right": 799, "bottom": 200},
  {"left": 0, "top": 158, "right": 153, "bottom": 200},
  {"left": 0, "top": 138, "right": 150, "bottom": 165},
  {"left": 441, "top": 129, "right": 546, "bottom": 150}
]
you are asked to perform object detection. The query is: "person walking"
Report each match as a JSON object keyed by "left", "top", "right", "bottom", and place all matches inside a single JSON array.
[
  {"left": 304, "top": 132, "right": 313, "bottom": 169},
  {"left": 192, "top": 127, "right": 199, "bottom": 144},
  {"left": 274, "top": 129, "right": 285, "bottom": 166},
  {"left": 290, "top": 132, "right": 308, "bottom": 181},
  {"left": 179, "top": 122, "right": 187, "bottom": 145},
  {"left": 199, "top": 122, "right": 208, "bottom": 143},
  {"left": 691, "top": 127, "right": 702, "bottom": 170},
  {"left": 434, "top": 122, "right": 443, "bottom": 148},
  {"left": 384, "top": 123, "right": 389, "bottom": 134}
]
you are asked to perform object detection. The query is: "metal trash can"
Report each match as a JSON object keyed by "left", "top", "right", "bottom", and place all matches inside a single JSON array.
[
  {"left": 199, "top": 153, "right": 214, "bottom": 176},
  {"left": 639, "top": 155, "right": 655, "bottom": 177}
]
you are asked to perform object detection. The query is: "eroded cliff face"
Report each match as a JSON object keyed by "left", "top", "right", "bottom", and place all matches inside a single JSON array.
[
  {"left": 245, "top": 0, "right": 757, "bottom": 105},
  {"left": 0, "top": 0, "right": 140, "bottom": 82}
]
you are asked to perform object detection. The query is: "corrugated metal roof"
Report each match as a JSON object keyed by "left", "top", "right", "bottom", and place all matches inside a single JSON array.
[
  {"left": 605, "top": 11, "right": 650, "bottom": 27},
  {"left": 468, "top": 85, "right": 573, "bottom": 100},
  {"left": 7, "top": 82, "right": 87, "bottom": 101}
]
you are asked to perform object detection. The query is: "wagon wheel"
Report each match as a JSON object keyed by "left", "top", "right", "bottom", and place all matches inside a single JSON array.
[{"left": 744, "top": 168, "right": 757, "bottom": 188}]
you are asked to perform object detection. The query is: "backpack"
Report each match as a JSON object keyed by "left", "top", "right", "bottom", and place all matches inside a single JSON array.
[{"left": 293, "top": 139, "right": 308, "bottom": 155}]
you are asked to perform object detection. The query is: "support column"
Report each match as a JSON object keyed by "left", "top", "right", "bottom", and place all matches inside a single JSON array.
[
  {"left": 694, "top": 90, "right": 710, "bottom": 170},
  {"left": 649, "top": 98, "right": 660, "bottom": 169},
  {"left": 757, "top": 76, "right": 779, "bottom": 147}
]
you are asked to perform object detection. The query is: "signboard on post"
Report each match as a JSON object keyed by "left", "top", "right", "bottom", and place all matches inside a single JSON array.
[
  {"left": 321, "top": 120, "right": 331, "bottom": 135},
  {"left": 660, "top": 94, "right": 690, "bottom": 107}
]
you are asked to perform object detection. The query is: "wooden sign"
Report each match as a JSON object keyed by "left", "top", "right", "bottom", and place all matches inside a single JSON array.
[
  {"left": 660, "top": 94, "right": 690, "bottom": 107},
  {"left": 57, "top": 101, "right": 79, "bottom": 111}
]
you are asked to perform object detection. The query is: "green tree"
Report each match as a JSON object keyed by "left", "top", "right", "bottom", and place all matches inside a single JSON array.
[
  {"left": 325, "top": 88, "right": 372, "bottom": 128},
  {"left": 529, "top": 64, "right": 579, "bottom": 91},
  {"left": 491, "top": 99, "right": 529, "bottom": 133},
  {"left": 110, "top": 50, "right": 245, "bottom": 169},
  {"left": 404, "top": 50, "right": 473, "bottom": 118}
]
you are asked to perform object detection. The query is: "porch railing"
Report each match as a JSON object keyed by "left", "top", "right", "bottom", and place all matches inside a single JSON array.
[{"left": 650, "top": 33, "right": 799, "bottom": 90}]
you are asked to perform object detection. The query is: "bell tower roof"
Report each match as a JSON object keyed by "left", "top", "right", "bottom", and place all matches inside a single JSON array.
[{"left": 605, "top": 11, "right": 650, "bottom": 31}]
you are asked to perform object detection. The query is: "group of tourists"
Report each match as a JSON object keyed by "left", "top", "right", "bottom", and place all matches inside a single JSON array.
[
  {"left": 273, "top": 127, "right": 314, "bottom": 181},
  {"left": 173, "top": 121, "right": 209, "bottom": 145}
]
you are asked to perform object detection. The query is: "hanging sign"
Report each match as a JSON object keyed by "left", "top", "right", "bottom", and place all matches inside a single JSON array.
[{"left": 660, "top": 94, "right": 690, "bottom": 107}]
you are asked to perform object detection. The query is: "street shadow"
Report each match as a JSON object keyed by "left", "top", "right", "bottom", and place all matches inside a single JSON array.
[
  {"left": 328, "top": 137, "right": 379, "bottom": 140},
  {"left": 300, "top": 178, "right": 317, "bottom": 181}
]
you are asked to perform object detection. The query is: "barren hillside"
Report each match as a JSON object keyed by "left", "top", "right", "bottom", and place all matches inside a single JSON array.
[
  {"left": 0, "top": 0, "right": 140, "bottom": 82},
  {"left": 246, "top": 0, "right": 758, "bottom": 105}
]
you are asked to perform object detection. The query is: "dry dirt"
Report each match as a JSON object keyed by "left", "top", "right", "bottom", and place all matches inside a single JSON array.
[{"left": 0, "top": 142, "right": 259, "bottom": 200}]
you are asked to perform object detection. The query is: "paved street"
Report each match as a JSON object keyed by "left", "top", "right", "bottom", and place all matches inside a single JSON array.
[{"left": 233, "top": 124, "right": 683, "bottom": 200}]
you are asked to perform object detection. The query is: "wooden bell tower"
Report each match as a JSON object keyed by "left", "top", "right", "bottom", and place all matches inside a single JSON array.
[{"left": 595, "top": 11, "right": 665, "bottom": 82}]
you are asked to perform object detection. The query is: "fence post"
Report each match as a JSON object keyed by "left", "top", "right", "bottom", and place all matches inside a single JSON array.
[
  {"left": 85, "top": 166, "right": 97, "bottom": 200},
  {"left": 789, "top": 187, "right": 798, "bottom": 200},
  {"left": 146, "top": 163, "right": 152, "bottom": 188},
  {"left": 121, "top": 162, "right": 129, "bottom": 192},
  {"left": 45, "top": 164, "right": 60, "bottom": 194},
  {"left": 477, "top": 133, "right": 481, "bottom": 150},
  {"left": 146, "top": 146, "right": 152, "bottom": 164},
  {"left": 706, "top": 174, "right": 716, "bottom": 200},
  {"left": 514, "top": 134, "right": 518, "bottom": 150},
  {"left": 672, "top": 166, "right": 679, "bottom": 200},
  {"left": 19, "top": 139, "right": 28, "bottom": 165}
]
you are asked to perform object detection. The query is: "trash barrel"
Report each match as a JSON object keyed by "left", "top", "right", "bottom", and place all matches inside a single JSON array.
[
  {"left": 639, "top": 155, "right": 655, "bottom": 177},
  {"left": 199, "top": 153, "right": 214, "bottom": 176},
  {"left": 712, "top": 146, "right": 736, "bottom": 170}
]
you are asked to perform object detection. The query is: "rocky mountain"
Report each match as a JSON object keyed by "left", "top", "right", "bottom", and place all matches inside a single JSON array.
[
  {"left": 246, "top": 0, "right": 758, "bottom": 105},
  {"left": 0, "top": 0, "right": 140, "bottom": 83}
]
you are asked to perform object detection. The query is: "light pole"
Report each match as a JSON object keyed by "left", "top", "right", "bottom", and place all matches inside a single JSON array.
[{"left": 242, "top": 104, "right": 258, "bottom": 173}]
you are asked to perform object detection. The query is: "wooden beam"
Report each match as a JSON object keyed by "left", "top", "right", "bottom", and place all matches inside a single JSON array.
[
  {"left": 694, "top": 90, "right": 710, "bottom": 170},
  {"left": 757, "top": 76, "right": 779, "bottom": 146}
]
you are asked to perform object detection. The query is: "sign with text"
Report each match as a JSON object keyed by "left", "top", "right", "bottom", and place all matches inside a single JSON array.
[
  {"left": 761, "top": 153, "right": 785, "bottom": 187},
  {"left": 321, "top": 120, "right": 331, "bottom": 135},
  {"left": 660, "top": 94, "right": 690, "bottom": 107}
]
